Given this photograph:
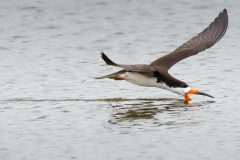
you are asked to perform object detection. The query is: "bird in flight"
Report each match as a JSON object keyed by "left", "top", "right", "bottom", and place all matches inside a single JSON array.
[{"left": 96, "top": 9, "right": 228, "bottom": 104}]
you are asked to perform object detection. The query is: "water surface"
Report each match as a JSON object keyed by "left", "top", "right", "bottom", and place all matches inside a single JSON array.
[{"left": 0, "top": 0, "right": 240, "bottom": 160}]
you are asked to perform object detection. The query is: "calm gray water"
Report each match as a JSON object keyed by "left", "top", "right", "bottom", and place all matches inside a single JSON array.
[{"left": 1, "top": 0, "right": 240, "bottom": 160}]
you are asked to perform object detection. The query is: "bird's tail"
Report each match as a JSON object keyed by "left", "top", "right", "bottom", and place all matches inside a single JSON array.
[{"left": 95, "top": 70, "right": 126, "bottom": 79}]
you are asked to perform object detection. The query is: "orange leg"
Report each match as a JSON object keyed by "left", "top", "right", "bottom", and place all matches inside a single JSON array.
[
  {"left": 184, "top": 93, "right": 191, "bottom": 104},
  {"left": 114, "top": 76, "right": 125, "bottom": 80}
]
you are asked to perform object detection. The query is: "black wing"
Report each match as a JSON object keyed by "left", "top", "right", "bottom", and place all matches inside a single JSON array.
[{"left": 150, "top": 9, "right": 228, "bottom": 70}]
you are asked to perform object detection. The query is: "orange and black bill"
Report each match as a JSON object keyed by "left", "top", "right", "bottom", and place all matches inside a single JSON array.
[
  {"left": 197, "top": 91, "right": 214, "bottom": 98},
  {"left": 187, "top": 89, "right": 214, "bottom": 98}
]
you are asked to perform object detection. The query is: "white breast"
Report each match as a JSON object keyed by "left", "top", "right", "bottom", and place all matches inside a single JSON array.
[
  {"left": 122, "top": 72, "right": 188, "bottom": 95},
  {"left": 123, "top": 72, "right": 160, "bottom": 87}
]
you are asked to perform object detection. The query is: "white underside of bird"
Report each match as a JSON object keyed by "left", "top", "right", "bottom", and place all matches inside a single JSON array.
[{"left": 120, "top": 72, "right": 191, "bottom": 95}]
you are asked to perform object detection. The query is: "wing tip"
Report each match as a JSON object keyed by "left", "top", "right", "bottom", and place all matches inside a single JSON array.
[
  {"left": 223, "top": 8, "right": 228, "bottom": 19},
  {"left": 218, "top": 8, "right": 228, "bottom": 19},
  {"left": 100, "top": 51, "right": 107, "bottom": 61},
  {"left": 99, "top": 51, "right": 118, "bottom": 66},
  {"left": 100, "top": 51, "right": 105, "bottom": 58},
  {"left": 221, "top": 8, "right": 228, "bottom": 20},
  {"left": 216, "top": 8, "right": 228, "bottom": 41},
  {"left": 217, "top": 8, "right": 227, "bottom": 19}
]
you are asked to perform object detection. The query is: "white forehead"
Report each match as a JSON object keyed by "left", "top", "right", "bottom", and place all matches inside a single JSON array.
[{"left": 184, "top": 87, "right": 191, "bottom": 93}]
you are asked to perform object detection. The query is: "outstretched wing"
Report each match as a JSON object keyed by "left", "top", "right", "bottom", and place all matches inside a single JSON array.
[
  {"left": 150, "top": 9, "right": 228, "bottom": 70},
  {"left": 100, "top": 52, "right": 154, "bottom": 73}
]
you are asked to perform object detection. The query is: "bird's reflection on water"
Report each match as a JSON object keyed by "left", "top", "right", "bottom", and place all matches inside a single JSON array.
[
  {"left": 104, "top": 98, "right": 215, "bottom": 126},
  {"left": 0, "top": 97, "right": 214, "bottom": 127}
]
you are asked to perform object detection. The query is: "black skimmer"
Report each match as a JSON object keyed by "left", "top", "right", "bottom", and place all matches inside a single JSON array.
[{"left": 96, "top": 9, "right": 228, "bottom": 104}]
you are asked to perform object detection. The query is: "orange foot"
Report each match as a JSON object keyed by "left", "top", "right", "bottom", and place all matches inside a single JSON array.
[
  {"left": 184, "top": 93, "right": 191, "bottom": 104},
  {"left": 114, "top": 76, "right": 125, "bottom": 80}
]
